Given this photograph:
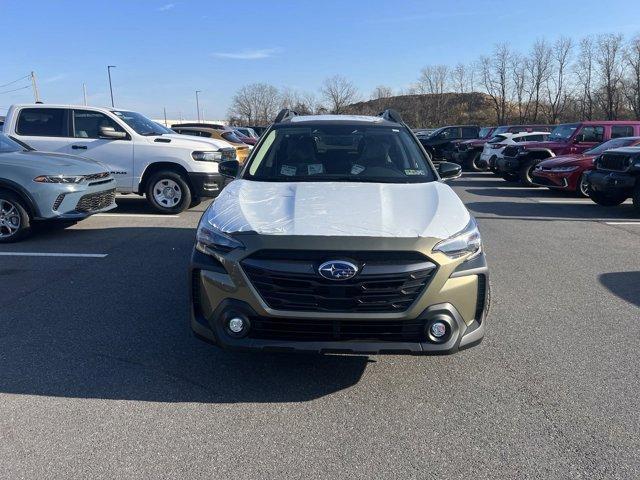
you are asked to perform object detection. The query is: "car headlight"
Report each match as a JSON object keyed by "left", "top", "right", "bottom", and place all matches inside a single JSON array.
[
  {"left": 433, "top": 217, "right": 482, "bottom": 259},
  {"left": 196, "top": 214, "right": 244, "bottom": 254},
  {"left": 33, "top": 175, "right": 84, "bottom": 183},
  {"left": 192, "top": 150, "right": 223, "bottom": 162},
  {"left": 549, "top": 166, "right": 578, "bottom": 172}
]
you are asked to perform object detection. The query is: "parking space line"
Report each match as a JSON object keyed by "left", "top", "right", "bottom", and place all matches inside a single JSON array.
[
  {"left": 0, "top": 252, "right": 107, "bottom": 258},
  {"left": 94, "top": 213, "right": 179, "bottom": 218},
  {"left": 535, "top": 199, "right": 633, "bottom": 204},
  {"left": 605, "top": 222, "right": 640, "bottom": 225}
]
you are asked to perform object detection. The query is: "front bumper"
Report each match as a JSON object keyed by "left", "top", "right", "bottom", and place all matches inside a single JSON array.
[
  {"left": 587, "top": 170, "right": 636, "bottom": 195},
  {"left": 496, "top": 156, "right": 520, "bottom": 173},
  {"left": 187, "top": 172, "right": 226, "bottom": 198},
  {"left": 34, "top": 179, "right": 117, "bottom": 220},
  {"left": 532, "top": 168, "right": 584, "bottom": 191},
  {"left": 189, "top": 235, "right": 489, "bottom": 355}
]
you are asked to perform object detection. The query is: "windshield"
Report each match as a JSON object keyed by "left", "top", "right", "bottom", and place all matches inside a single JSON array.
[
  {"left": 479, "top": 127, "right": 493, "bottom": 138},
  {"left": 488, "top": 134, "right": 508, "bottom": 144},
  {"left": 548, "top": 123, "right": 579, "bottom": 141},
  {"left": 222, "top": 130, "right": 246, "bottom": 144},
  {"left": 112, "top": 110, "right": 167, "bottom": 136},
  {"left": 0, "top": 133, "right": 28, "bottom": 153},
  {"left": 585, "top": 137, "right": 638, "bottom": 155},
  {"left": 243, "top": 124, "right": 436, "bottom": 183},
  {"left": 492, "top": 126, "right": 509, "bottom": 135}
]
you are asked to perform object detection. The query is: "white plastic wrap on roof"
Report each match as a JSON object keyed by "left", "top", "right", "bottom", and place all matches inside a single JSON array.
[
  {"left": 289, "top": 115, "right": 384, "bottom": 123},
  {"left": 207, "top": 180, "right": 470, "bottom": 239}
]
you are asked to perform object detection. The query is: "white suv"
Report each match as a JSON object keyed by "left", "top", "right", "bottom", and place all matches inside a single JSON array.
[
  {"left": 480, "top": 131, "right": 550, "bottom": 170},
  {"left": 3, "top": 104, "right": 237, "bottom": 213}
]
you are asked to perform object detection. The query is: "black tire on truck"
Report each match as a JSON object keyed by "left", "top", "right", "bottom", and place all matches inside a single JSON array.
[
  {"left": 519, "top": 159, "right": 541, "bottom": 187},
  {"left": 589, "top": 191, "right": 627, "bottom": 207},
  {"left": 145, "top": 170, "right": 192, "bottom": 214},
  {"left": 466, "top": 151, "right": 487, "bottom": 172},
  {"left": 632, "top": 183, "right": 640, "bottom": 213},
  {"left": 0, "top": 189, "right": 31, "bottom": 243}
]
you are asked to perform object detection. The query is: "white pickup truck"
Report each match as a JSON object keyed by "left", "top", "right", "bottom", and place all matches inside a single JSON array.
[{"left": 2, "top": 104, "right": 237, "bottom": 213}]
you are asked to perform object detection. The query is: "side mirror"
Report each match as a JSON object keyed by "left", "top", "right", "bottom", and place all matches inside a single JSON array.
[
  {"left": 438, "top": 161, "right": 462, "bottom": 180},
  {"left": 219, "top": 160, "right": 239, "bottom": 179},
  {"left": 99, "top": 126, "right": 127, "bottom": 139}
]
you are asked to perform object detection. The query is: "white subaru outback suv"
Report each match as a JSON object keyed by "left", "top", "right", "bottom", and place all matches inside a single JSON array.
[{"left": 3, "top": 104, "right": 237, "bottom": 213}]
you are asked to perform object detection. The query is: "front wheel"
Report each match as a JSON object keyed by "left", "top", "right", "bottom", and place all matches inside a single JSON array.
[
  {"left": 146, "top": 171, "right": 192, "bottom": 214},
  {"left": 0, "top": 191, "right": 31, "bottom": 243},
  {"left": 632, "top": 183, "right": 640, "bottom": 213},
  {"left": 589, "top": 191, "right": 627, "bottom": 207},
  {"left": 466, "top": 151, "right": 487, "bottom": 172},
  {"left": 576, "top": 173, "right": 590, "bottom": 198}
]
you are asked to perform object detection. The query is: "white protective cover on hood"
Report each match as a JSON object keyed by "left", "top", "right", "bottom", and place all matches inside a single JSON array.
[{"left": 208, "top": 180, "right": 470, "bottom": 239}]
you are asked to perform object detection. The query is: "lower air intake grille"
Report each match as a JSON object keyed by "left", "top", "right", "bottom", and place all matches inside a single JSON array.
[
  {"left": 75, "top": 189, "right": 116, "bottom": 213},
  {"left": 242, "top": 250, "right": 437, "bottom": 313},
  {"left": 52, "top": 194, "right": 65, "bottom": 210}
]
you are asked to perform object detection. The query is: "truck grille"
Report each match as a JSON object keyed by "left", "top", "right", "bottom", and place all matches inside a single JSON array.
[
  {"left": 75, "top": 189, "right": 116, "bottom": 212},
  {"left": 597, "top": 153, "right": 632, "bottom": 172},
  {"left": 241, "top": 250, "right": 437, "bottom": 313},
  {"left": 502, "top": 146, "right": 520, "bottom": 158},
  {"left": 248, "top": 317, "right": 427, "bottom": 342}
]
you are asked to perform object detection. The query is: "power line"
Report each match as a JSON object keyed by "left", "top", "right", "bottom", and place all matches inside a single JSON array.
[
  {"left": 0, "top": 85, "right": 31, "bottom": 95},
  {"left": 0, "top": 74, "right": 30, "bottom": 89}
]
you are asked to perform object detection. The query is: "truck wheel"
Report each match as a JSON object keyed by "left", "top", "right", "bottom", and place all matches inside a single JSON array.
[
  {"left": 0, "top": 190, "right": 31, "bottom": 243},
  {"left": 576, "top": 173, "right": 590, "bottom": 198},
  {"left": 589, "top": 191, "right": 627, "bottom": 207},
  {"left": 502, "top": 173, "right": 519, "bottom": 182},
  {"left": 632, "top": 184, "right": 640, "bottom": 213},
  {"left": 519, "top": 160, "right": 540, "bottom": 187},
  {"left": 146, "top": 171, "right": 192, "bottom": 214},
  {"left": 466, "top": 152, "right": 487, "bottom": 172}
]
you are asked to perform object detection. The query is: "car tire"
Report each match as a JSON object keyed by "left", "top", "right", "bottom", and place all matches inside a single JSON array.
[
  {"left": 576, "top": 173, "right": 590, "bottom": 198},
  {"left": 146, "top": 171, "right": 192, "bottom": 214},
  {"left": 632, "top": 183, "right": 640, "bottom": 213},
  {"left": 0, "top": 190, "right": 31, "bottom": 243},
  {"left": 189, "top": 198, "right": 202, "bottom": 209},
  {"left": 466, "top": 152, "right": 487, "bottom": 172},
  {"left": 519, "top": 160, "right": 540, "bottom": 187},
  {"left": 589, "top": 191, "right": 627, "bottom": 207},
  {"left": 502, "top": 173, "right": 519, "bottom": 182}
]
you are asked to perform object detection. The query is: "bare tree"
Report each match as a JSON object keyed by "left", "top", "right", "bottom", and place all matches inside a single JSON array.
[
  {"left": 280, "top": 88, "right": 318, "bottom": 115},
  {"left": 320, "top": 75, "right": 359, "bottom": 114},
  {"left": 479, "top": 44, "right": 511, "bottom": 124},
  {"left": 525, "top": 39, "right": 552, "bottom": 122},
  {"left": 623, "top": 34, "right": 640, "bottom": 119},
  {"left": 546, "top": 37, "right": 573, "bottom": 123},
  {"left": 371, "top": 85, "right": 394, "bottom": 100},
  {"left": 450, "top": 63, "right": 468, "bottom": 93},
  {"left": 575, "top": 36, "right": 596, "bottom": 119},
  {"left": 228, "top": 83, "right": 281, "bottom": 125},
  {"left": 511, "top": 52, "right": 530, "bottom": 122},
  {"left": 595, "top": 33, "right": 624, "bottom": 119},
  {"left": 417, "top": 65, "right": 450, "bottom": 124}
]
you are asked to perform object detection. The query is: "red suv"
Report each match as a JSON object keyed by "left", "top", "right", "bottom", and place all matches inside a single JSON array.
[
  {"left": 451, "top": 124, "right": 551, "bottom": 171},
  {"left": 497, "top": 121, "right": 640, "bottom": 185},
  {"left": 532, "top": 136, "right": 640, "bottom": 196}
]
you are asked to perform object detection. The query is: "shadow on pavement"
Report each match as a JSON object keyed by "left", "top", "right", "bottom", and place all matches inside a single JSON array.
[
  {"left": 598, "top": 272, "right": 640, "bottom": 308},
  {"left": 0, "top": 227, "right": 369, "bottom": 404},
  {"left": 466, "top": 201, "right": 639, "bottom": 221},
  {"left": 111, "top": 196, "right": 212, "bottom": 215}
]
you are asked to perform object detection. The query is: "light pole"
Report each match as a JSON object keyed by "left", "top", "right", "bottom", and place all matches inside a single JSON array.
[
  {"left": 107, "top": 65, "right": 116, "bottom": 107},
  {"left": 195, "top": 90, "right": 202, "bottom": 122}
]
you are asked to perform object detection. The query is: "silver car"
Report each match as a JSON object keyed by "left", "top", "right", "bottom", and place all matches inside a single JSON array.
[{"left": 0, "top": 133, "right": 117, "bottom": 242}]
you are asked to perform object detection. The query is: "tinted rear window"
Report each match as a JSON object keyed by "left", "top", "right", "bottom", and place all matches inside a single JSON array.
[{"left": 17, "top": 108, "right": 67, "bottom": 137}]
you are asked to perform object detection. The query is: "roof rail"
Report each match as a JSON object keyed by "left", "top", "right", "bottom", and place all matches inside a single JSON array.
[
  {"left": 274, "top": 108, "right": 298, "bottom": 123},
  {"left": 378, "top": 109, "right": 403, "bottom": 124}
]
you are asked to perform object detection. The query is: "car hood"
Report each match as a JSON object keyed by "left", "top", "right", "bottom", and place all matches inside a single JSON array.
[
  {"left": 538, "top": 153, "right": 594, "bottom": 168},
  {"left": 146, "top": 134, "right": 233, "bottom": 150},
  {"left": 461, "top": 138, "right": 487, "bottom": 147},
  {"left": 0, "top": 150, "right": 107, "bottom": 174},
  {"left": 208, "top": 180, "right": 470, "bottom": 239}
]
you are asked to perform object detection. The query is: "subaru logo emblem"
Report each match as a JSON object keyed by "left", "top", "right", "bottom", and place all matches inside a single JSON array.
[{"left": 318, "top": 260, "right": 359, "bottom": 281}]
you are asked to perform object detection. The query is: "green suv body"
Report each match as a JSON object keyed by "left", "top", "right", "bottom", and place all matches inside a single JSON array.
[{"left": 189, "top": 111, "right": 489, "bottom": 354}]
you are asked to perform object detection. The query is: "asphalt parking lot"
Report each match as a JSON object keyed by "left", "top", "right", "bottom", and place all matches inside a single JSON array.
[{"left": 1, "top": 174, "right": 639, "bottom": 479}]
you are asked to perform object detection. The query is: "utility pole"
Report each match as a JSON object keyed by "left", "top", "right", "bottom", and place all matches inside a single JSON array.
[
  {"left": 107, "top": 65, "right": 116, "bottom": 107},
  {"left": 83, "top": 83, "right": 88, "bottom": 105},
  {"left": 30, "top": 71, "right": 40, "bottom": 103},
  {"left": 195, "top": 90, "right": 201, "bottom": 122},
  {"left": 163, "top": 107, "right": 167, "bottom": 126}
]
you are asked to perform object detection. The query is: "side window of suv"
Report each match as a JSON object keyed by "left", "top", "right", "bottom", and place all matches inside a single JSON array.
[
  {"left": 461, "top": 127, "right": 477, "bottom": 138},
  {"left": 443, "top": 127, "right": 460, "bottom": 139},
  {"left": 611, "top": 125, "right": 634, "bottom": 139},
  {"left": 16, "top": 108, "right": 68, "bottom": 137},
  {"left": 73, "top": 110, "right": 125, "bottom": 138},
  {"left": 577, "top": 126, "right": 604, "bottom": 142}
]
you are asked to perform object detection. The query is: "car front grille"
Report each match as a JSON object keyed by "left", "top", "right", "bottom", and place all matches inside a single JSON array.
[
  {"left": 241, "top": 250, "right": 437, "bottom": 313},
  {"left": 75, "top": 189, "right": 116, "bottom": 213},
  {"left": 248, "top": 317, "right": 427, "bottom": 342},
  {"left": 502, "top": 146, "right": 519, "bottom": 157},
  {"left": 597, "top": 153, "right": 632, "bottom": 172}
]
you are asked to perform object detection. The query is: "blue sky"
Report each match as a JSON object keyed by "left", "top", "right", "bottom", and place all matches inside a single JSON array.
[{"left": 1, "top": 0, "right": 638, "bottom": 120}]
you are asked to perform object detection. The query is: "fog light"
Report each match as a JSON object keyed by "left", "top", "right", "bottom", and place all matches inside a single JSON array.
[
  {"left": 430, "top": 322, "right": 447, "bottom": 338},
  {"left": 228, "top": 317, "right": 245, "bottom": 334}
]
